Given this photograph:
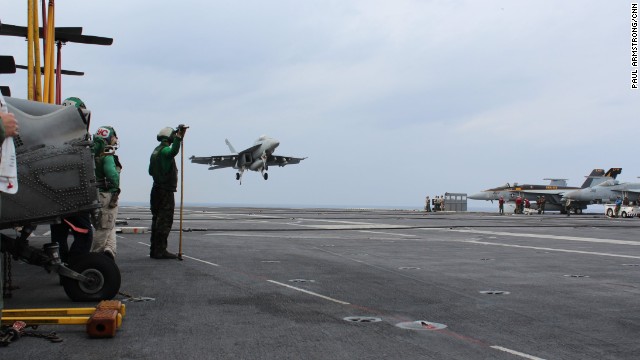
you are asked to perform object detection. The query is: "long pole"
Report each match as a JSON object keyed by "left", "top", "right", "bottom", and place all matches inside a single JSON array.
[{"left": 178, "top": 137, "right": 184, "bottom": 261}]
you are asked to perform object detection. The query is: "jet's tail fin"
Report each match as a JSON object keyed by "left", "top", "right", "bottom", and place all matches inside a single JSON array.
[
  {"left": 225, "top": 139, "right": 237, "bottom": 153},
  {"left": 604, "top": 167, "right": 622, "bottom": 179},
  {"left": 581, "top": 168, "right": 623, "bottom": 188},
  {"left": 580, "top": 169, "right": 605, "bottom": 188},
  {"left": 544, "top": 178, "right": 568, "bottom": 187}
]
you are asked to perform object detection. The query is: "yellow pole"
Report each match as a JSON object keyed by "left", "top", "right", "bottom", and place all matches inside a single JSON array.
[
  {"left": 43, "top": 1, "right": 55, "bottom": 103},
  {"left": 47, "top": 1, "right": 55, "bottom": 103},
  {"left": 27, "top": 0, "right": 35, "bottom": 100},
  {"left": 3, "top": 305, "right": 125, "bottom": 317}
]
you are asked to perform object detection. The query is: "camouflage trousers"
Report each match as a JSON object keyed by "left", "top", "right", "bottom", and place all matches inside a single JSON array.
[
  {"left": 91, "top": 192, "right": 118, "bottom": 257},
  {"left": 150, "top": 186, "right": 175, "bottom": 256}
]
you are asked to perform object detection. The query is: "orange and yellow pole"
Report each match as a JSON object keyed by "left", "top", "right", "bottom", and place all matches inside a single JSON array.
[{"left": 43, "top": 0, "right": 55, "bottom": 103}]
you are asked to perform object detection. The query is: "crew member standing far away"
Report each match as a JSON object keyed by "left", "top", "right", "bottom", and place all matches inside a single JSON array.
[
  {"left": 148, "top": 125, "right": 187, "bottom": 259},
  {"left": 425, "top": 196, "right": 431, "bottom": 212},
  {"left": 515, "top": 195, "right": 522, "bottom": 214},
  {"left": 614, "top": 196, "right": 622, "bottom": 218},
  {"left": 498, "top": 196, "right": 505, "bottom": 215}
]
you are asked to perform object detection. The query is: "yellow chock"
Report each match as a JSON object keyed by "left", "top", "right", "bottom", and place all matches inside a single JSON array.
[{"left": 86, "top": 309, "right": 120, "bottom": 338}]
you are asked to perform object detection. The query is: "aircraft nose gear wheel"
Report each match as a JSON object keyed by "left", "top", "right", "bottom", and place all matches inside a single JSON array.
[
  {"left": 263, "top": 172, "right": 268, "bottom": 180},
  {"left": 236, "top": 172, "right": 240, "bottom": 180},
  {"left": 61, "top": 253, "right": 121, "bottom": 302}
]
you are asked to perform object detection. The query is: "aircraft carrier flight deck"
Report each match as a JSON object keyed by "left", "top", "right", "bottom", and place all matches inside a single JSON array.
[{"left": 3, "top": 207, "right": 640, "bottom": 360}]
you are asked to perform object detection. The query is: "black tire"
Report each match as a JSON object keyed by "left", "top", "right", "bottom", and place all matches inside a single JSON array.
[
  {"left": 61, "top": 253, "right": 121, "bottom": 302},
  {"left": 576, "top": 208, "right": 583, "bottom": 215},
  {"left": 606, "top": 208, "right": 614, "bottom": 217},
  {"left": 263, "top": 173, "right": 268, "bottom": 180},
  {"left": 621, "top": 211, "right": 627, "bottom": 218}
]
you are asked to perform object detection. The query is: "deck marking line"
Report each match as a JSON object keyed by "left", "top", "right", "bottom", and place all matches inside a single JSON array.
[
  {"left": 181, "top": 255, "right": 220, "bottom": 267},
  {"left": 267, "top": 280, "right": 350, "bottom": 305},
  {"left": 465, "top": 240, "right": 640, "bottom": 259},
  {"left": 137, "top": 242, "right": 220, "bottom": 266},
  {"left": 490, "top": 345, "right": 546, "bottom": 360},
  {"left": 451, "top": 229, "right": 640, "bottom": 246},
  {"left": 358, "top": 230, "right": 417, "bottom": 237}
]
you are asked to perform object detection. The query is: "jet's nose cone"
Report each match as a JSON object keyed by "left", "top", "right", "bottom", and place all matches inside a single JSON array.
[
  {"left": 563, "top": 190, "right": 581, "bottom": 201},
  {"left": 469, "top": 192, "right": 490, "bottom": 200}
]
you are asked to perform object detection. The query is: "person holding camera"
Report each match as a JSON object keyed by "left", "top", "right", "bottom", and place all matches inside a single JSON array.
[
  {"left": 148, "top": 125, "right": 187, "bottom": 259},
  {"left": 1, "top": 93, "right": 19, "bottom": 322},
  {"left": 91, "top": 125, "right": 121, "bottom": 260}
]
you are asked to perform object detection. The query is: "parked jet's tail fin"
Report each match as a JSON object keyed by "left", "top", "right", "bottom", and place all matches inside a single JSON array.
[
  {"left": 225, "top": 139, "right": 237, "bottom": 154},
  {"left": 581, "top": 168, "right": 612, "bottom": 188},
  {"left": 604, "top": 168, "right": 622, "bottom": 179},
  {"left": 544, "top": 178, "right": 568, "bottom": 187}
]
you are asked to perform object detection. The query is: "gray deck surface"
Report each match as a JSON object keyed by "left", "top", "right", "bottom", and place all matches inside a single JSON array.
[{"left": 2, "top": 207, "right": 640, "bottom": 359}]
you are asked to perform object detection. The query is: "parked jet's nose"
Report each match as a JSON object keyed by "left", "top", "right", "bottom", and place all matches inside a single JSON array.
[
  {"left": 563, "top": 190, "right": 583, "bottom": 201},
  {"left": 468, "top": 192, "right": 493, "bottom": 200}
]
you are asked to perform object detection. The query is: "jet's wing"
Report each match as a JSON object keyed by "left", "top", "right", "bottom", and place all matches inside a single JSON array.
[
  {"left": 267, "top": 155, "right": 307, "bottom": 167},
  {"left": 238, "top": 143, "right": 262, "bottom": 154},
  {"left": 190, "top": 155, "right": 237, "bottom": 169}
]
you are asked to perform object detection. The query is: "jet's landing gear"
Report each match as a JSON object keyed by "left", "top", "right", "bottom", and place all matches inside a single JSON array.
[
  {"left": 1, "top": 228, "right": 121, "bottom": 302},
  {"left": 236, "top": 168, "right": 246, "bottom": 184},
  {"left": 263, "top": 172, "right": 269, "bottom": 180},
  {"left": 61, "top": 253, "right": 121, "bottom": 302}
]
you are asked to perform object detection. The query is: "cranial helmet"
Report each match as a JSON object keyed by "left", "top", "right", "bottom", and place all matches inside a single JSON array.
[
  {"left": 95, "top": 126, "right": 118, "bottom": 145},
  {"left": 157, "top": 127, "right": 175, "bottom": 141},
  {"left": 62, "top": 97, "right": 86, "bottom": 109}
]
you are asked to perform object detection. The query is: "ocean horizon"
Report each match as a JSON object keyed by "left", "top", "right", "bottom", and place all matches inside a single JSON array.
[{"left": 120, "top": 201, "right": 606, "bottom": 214}]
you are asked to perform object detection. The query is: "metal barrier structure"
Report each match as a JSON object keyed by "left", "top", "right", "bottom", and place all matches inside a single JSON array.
[{"left": 444, "top": 192, "right": 467, "bottom": 212}]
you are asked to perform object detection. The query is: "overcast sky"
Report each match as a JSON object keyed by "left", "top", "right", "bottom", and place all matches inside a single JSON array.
[{"left": 1, "top": 1, "right": 637, "bottom": 209}]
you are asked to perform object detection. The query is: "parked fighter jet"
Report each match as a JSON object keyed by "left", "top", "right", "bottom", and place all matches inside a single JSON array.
[
  {"left": 469, "top": 168, "right": 622, "bottom": 213},
  {"left": 563, "top": 177, "right": 640, "bottom": 204},
  {"left": 190, "top": 135, "right": 306, "bottom": 184},
  {"left": 0, "top": 96, "right": 121, "bottom": 302}
]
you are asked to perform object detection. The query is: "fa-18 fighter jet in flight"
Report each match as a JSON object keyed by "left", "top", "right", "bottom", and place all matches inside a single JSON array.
[{"left": 190, "top": 135, "right": 306, "bottom": 184}]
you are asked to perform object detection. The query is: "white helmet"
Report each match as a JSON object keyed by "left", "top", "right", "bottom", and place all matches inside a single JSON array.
[{"left": 157, "top": 127, "right": 174, "bottom": 141}]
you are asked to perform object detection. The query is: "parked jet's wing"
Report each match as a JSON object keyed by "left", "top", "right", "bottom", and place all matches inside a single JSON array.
[
  {"left": 267, "top": 155, "right": 307, "bottom": 167},
  {"left": 190, "top": 155, "right": 237, "bottom": 169}
]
